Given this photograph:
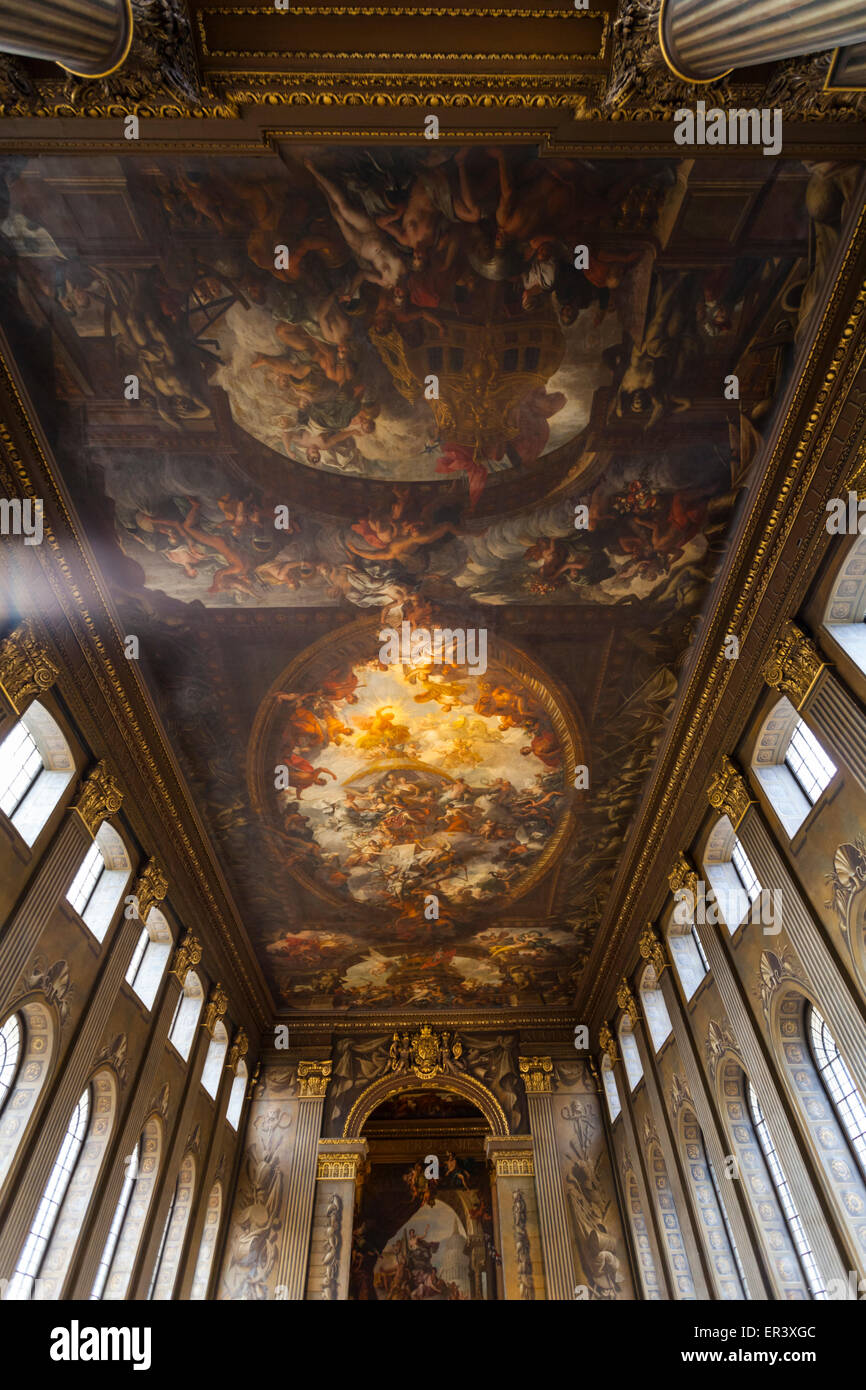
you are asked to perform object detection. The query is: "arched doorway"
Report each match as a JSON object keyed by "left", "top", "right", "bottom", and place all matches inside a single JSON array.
[{"left": 349, "top": 1085, "right": 500, "bottom": 1301}]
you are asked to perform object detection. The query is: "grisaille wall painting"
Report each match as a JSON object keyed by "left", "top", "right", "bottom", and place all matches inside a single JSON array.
[{"left": 1, "top": 143, "right": 854, "bottom": 1011}]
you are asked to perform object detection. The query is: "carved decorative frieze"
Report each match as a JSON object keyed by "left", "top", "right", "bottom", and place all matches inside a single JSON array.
[
  {"left": 706, "top": 754, "right": 754, "bottom": 829},
  {"left": 72, "top": 759, "right": 123, "bottom": 835},
  {"left": 0, "top": 619, "right": 59, "bottom": 714},
  {"left": 298, "top": 1059, "right": 333, "bottom": 1098},
  {"left": 317, "top": 1151, "right": 363, "bottom": 1180},
  {"left": 170, "top": 929, "right": 202, "bottom": 984},
  {"left": 518, "top": 1055, "right": 553, "bottom": 1093},
  {"left": 762, "top": 621, "right": 827, "bottom": 709},
  {"left": 497, "top": 1154, "right": 535, "bottom": 1178}
]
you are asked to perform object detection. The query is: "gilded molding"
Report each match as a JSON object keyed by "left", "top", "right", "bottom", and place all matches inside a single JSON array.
[
  {"left": 203, "top": 981, "right": 229, "bottom": 1036},
  {"left": 170, "top": 929, "right": 203, "bottom": 985},
  {"left": 72, "top": 759, "right": 123, "bottom": 836},
  {"left": 496, "top": 1154, "right": 535, "bottom": 1177},
  {"left": 0, "top": 619, "right": 59, "bottom": 714},
  {"left": 317, "top": 1151, "right": 363, "bottom": 1180},
  {"left": 132, "top": 856, "right": 168, "bottom": 923},
  {"left": 598, "top": 1022, "right": 617, "bottom": 1063},
  {"left": 668, "top": 852, "right": 698, "bottom": 898},
  {"left": 519, "top": 1055, "right": 553, "bottom": 1094},
  {"left": 761, "top": 621, "right": 827, "bottom": 709},
  {"left": 227, "top": 1026, "right": 249, "bottom": 1073},
  {"left": 616, "top": 977, "right": 639, "bottom": 1026},
  {"left": 706, "top": 754, "right": 754, "bottom": 830},
  {"left": 638, "top": 924, "right": 668, "bottom": 978},
  {"left": 298, "top": 1059, "right": 333, "bottom": 1098}
]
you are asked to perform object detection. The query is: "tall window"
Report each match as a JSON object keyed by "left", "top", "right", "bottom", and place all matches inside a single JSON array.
[
  {"left": 639, "top": 966, "right": 672, "bottom": 1052},
  {"left": 691, "top": 926, "right": 710, "bottom": 974},
  {"left": 706, "top": 1153, "right": 750, "bottom": 1298},
  {"left": 0, "top": 721, "right": 42, "bottom": 818},
  {"left": 125, "top": 910, "right": 171, "bottom": 1012},
  {"left": 808, "top": 1006, "right": 866, "bottom": 1181},
  {"left": 126, "top": 929, "right": 149, "bottom": 993},
  {"left": 7, "top": 1087, "right": 90, "bottom": 1300},
  {"left": 600, "top": 1054, "right": 621, "bottom": 1123},
  {"left": 618, "top": 1018, "right": 643, "bottom": 1091},
  {"left": 147, "top": 1178, "right": 178, "bottom": 1300},
  {"left": 226, "top": 1062, "right": 248, "bottom": 1130},
  {"left": 730, "top": 836, "right": 761, "bottom": 906},
  {"left": 747, "top": 1082, "right": 825, "bottom": 1299},
  {"left": 169, "top": 972, "right": 203, "bottom": 1061},
  {"left": 90, "top": 1142, "right": 140, "bottom": 1301},
  {"left": 201, "top": 1022, "right": 228, "bottom": 1100},
  {"left": 784, "top": 720, "right": 836, "bottom": 806},
  {"left": 67, "top": 840, "right": 105, "bottom": 918},
  {"left": 0, "top": 1014, "right": 21, "bottom": 1113}
]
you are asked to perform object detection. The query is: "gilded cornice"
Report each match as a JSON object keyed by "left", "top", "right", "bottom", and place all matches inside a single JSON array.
[
  {"left": 706, "top": 754, "right": 754, "bottom": 830},
  {"left": 761, "top": 621, "right": 828, "bottom": 710},
  {"left": 0, "top": 618, "right": 59, "bottom": 714},
  {"left": 586, "top": 197, "right": 866, "bottom": 1026},
  {"left": 72, "top": 759, "right": 124, "bottom": 836}
]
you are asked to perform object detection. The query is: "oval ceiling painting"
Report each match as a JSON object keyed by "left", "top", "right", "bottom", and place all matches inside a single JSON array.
[{"left": 248, "top": 621, "right": 578, "bottom": 917}]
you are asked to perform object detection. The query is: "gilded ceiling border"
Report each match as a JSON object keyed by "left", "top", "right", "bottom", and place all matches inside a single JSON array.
[{"left": 583, "top": 198, "right": 866, "bottom": 1024}]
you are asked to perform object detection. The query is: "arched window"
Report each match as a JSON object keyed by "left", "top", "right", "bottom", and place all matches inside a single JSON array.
[
  {"left": 821, "top": 531, "right": 866, "bottom": 676},
  {"left": 201, "top": 1021, "right": 228, "bottom": 1101},
  {"left": 0, "top": 1015, "right": 21, "bottom": 1112},
  {"left": 169, "top": 971, "right": 203, "bottom": 1061},
  {"left": 703, "top": 816, "right": 763, "bottom": 935},
  {"left": 190, "top": 1180, "right": 223, "bottom": 1300},
  {"left": 66, "top": 822, "right": 131, "bottom": 944},
  {"left": 639, "top": 964, "right": 672, "bottom": 1052},
  {"left": 0, "top": 703, "right": 75, "bottom": 846},
  {"left": 0, "top": 1002, "right": 55, "bottom": 1194},
  {"left": 97, "top": 1114, "right": 163, "bottom": 1301},
  {"left": 125, "top": 908, "right": 172, "bottom": 1011},
  {"left": 751, "top": 697, "right": 837, "bottom": 837},
  {"left": 226, "top": 1061, "right": 247, "bottom": 1131},
  {"left": 600, "top": 1054, "right": 620, "bottom": 1123},
  {"left": 618, "top": 1017, "right": 643, "bottom": 1091},
  {"left": 665, "top": 902, "right": 709, "bottom": 1000},
  {"left": 746, "top": 1081, "right": 825, "bottom": 1299},
  {"left": 808, "top": 1005, "right": 866, "bottom": 1180},
  {"left": 90, "top": 1140, "right": 141, "bottom": 1301},
  {"left": 679, "top": 1107, "right": 748, "bottom": 1300},
  {"left": 148, "top": 1151, "right": 196, "bottom": 1300}
]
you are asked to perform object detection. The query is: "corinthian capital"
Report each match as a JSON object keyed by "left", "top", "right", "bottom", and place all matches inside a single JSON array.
[
  {"left": 518, "top": 1055, "right": 553, "bottom": 1094},
  {"left": 706, "top": 754, "right": 754, "bottom": 829},
  {"left": 0, "top": 620, "right": 59, "bottom": 714},
  {"left": 762, "top": 621, "right": 825, "bottom": 709},
  {"left": 73, "top": 759, "right": 123, "bottom": 835}
]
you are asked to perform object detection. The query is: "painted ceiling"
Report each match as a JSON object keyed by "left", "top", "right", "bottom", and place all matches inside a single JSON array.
[{"left": 0, "top": 144, "right": 849, "bottom": 1013}]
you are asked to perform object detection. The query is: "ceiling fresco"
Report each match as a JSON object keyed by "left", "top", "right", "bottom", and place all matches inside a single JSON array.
[{"left": 0, "top": 145, "right": 854, "bottom": 1012}]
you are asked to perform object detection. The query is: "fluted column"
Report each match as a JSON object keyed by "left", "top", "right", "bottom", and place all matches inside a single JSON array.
[
  {"left": 679, "top": 857, "right": 850, "bottom": 1290},
  {"left": 0, "top": 760, "right": 123, "bottom": 1013},
  {"left": 659, "top": 0, "right": 866, "bottom": 81},
  {"left": 67, "top": 931, "right": 200, "bottom": 1298},
  {"left": 275, "top": 1060, "right": 331, "bottom": 1301},
  {"left": 639, "top": 927, "right": 771, "bottom": 1299},
  {"left": 517, "top": 1056, "right": 575, "bottom": 1300},
  {"left": 0, "top": 0, "right": 132, "bottom": 78}
]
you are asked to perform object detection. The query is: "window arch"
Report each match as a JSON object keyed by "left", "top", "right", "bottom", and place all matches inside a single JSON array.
[
  {"left": 201, "top": 1021, "right": 228, "bottom": 1101},
  {"left": 66, "top": 821, "right": 132, "bottom": 944},
  {"left": 746, "top": 1081, "right": 826, "bottom": 1299},
  {"left": 6, "top": 1069, "right": 116, "bottom": 1300},
  {"left": 639, "top": 964, "right": 672, "bottom": 1052},
  {"left": 169, "top": 971, "right": 203, "bottom": 1061},
  {"left": 751, "top": 697, "right": 837, "bottom": 837},
  {"left": 149, "top": 1150, "right": 196, "bottom": 1300},
  {"left": 665, "top": 903, "right": 709, "bottom": 1000},
  {"left": 808, "top": 1005, "right": 866, "bottom": 1180},
  {"left": 678, "top": 1106, "right": 748, "bottom": 1299},
  {"left": 0, "top": 1001, "right": 55, "bottom": 1193},
  {"left": 0, "top": 702, "right": 75, "bottom": 846},
  {"left": 0, "top": 1015, "right": 21, "bottom": 1111},
  {"left": 600, "top": 1054, "right": 620, "bottom": 1123},
  {"left": 98, "top": 1113, "right": 163, "bottom": 1301},
  {"left": 226, "top": 1061, "right": 247, "bottom": 1131},
  {"left": 821, "top": 530, "right": 866, "bottom": 677},
  {"left": 703, "top": 816, "right": 763, "bottom": 935},
  {"left": 126, "top": 907, "right": 172, "bottom": 1011},
  {"left": 618, "top": 1016, "right": 643, "bottom": 1091},
  {"left": 190, "top": 1180, "right": 223, "bottom": 1300}
]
